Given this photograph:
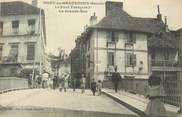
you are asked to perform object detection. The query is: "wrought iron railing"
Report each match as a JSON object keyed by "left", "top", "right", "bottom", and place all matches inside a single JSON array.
[{"left": 152, "top": 59, "right": 182, "bottom": 67}]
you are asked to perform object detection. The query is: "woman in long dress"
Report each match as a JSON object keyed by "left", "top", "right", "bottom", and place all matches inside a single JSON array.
[{"left": 145, "top": 74, "right": 166, "bottom": 117}]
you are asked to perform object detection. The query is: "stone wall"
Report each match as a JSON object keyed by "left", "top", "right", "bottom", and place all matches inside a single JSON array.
[
  {"left": 103, "top": 79, "right": 148, "bottom": 95},
  {"left": 0, "top": 77, "right": 28, "bottom": 91}
]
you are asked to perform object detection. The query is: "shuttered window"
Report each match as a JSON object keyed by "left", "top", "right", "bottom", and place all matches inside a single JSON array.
[
  {"left": 28, "top": 19, "right": 36, "bottom": 34},
  {"left": 126, "top": 33, "right": 136, "bottom": 43},
  {"left": 106, "top": 31, "right": 111, "bottom": 41},
  {"left": 126, "top": 53, "right": 136, "bottom": 67},
  {"left": 108, "top": 52, "right": 115, "bottom": 66},
  {"left": 12, "top": 20, "right": 19, "bottom": 34},
  {"left": 9, "top": 45, "right": 18, "bottom": 62},
  {"left": 27, "top": 44, "right": 35, "bottom": 60},
  {"left": 87, "top": 55, "right": 90, "bottom": 68},
  {"left": 107, "top": 31, "right": 119, "bottom": 42}
]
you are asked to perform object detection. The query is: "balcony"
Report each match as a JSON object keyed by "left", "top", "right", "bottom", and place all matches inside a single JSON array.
[
  {"left": 151, "top": 59, "right": 182, "bottom": 71},
  {"left": 0, "top": 56, "right": 27, "bottom": 64},
  {"left": 104, "top": 65, "right": 116, "bottom": 77},
  {"left": 106, "top": 41, "right": 116, "bottom": 48}
]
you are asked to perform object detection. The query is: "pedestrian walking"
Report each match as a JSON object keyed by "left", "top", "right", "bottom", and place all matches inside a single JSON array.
[
  {"left": 97, "top": 80, "right": 102, "bottom": 96},
  {"left": 73, "top": 77, "right": 76, "bottom": 91},
  {"left": 64, "top": 74, "right": 69, "bottom": 92},
  {"left": 111, "top": 67, "right": 121, "bottom": 93},
  {"left": 90, "top": 79, "right": 97, "bottom": 96},
  {"left": 80, "top": 74, "right": 86, "bottom": 93},
  {"left": 145, "top": 74, "right": 166, "bottom": 117},
  {"left": 42, "top": 80, "right": 46, "bottom": 89},
  {"left": 47, "top": 78, "right": 53, "bottom": 89},
  {"left": 28, "top": 75, "right": 32, "bottom": 88},
  {"left": 59, "top": 77, "right": 64, "bottom": 92},
  {"left": 53, "top": 76, "right": 57, "bottom": 90}
]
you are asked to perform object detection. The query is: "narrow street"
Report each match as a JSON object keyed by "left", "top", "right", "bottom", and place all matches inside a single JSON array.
[{"left": 0, "top": 89, "right": 138, "bottom": 117}]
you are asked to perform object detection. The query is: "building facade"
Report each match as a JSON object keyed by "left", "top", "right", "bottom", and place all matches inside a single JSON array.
[
  {"left": 0, "top": 1, "right": 47, "bottom": 77},
  {"left": 147, "top": 29, "right": 182, "bottom": 105},
  {"left": 71, "top": 1, "right": 182, "bottom": 102}
]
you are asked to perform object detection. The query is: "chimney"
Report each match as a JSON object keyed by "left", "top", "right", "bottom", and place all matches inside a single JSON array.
[
  {"left": 106, "top": 1, "right": 123, "bottom": 16},
  {"left": 165, "top": 16, "right": 169, "bottom": 32},
  {"left": 32, "top": 0, "right": 38, "bottom": 7},
  {"left": 89, "top": 12, "right": 97, "bottom": 26},
  {"left": 157, "top": 5, "right": 162, "bottom": 21},
  {"left": 179, "top": 29, "right": 182, "bottom": 49}
]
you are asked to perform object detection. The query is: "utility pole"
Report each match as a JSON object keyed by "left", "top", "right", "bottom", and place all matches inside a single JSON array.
[{"left": 57, "top": 48, "right": 65, "bottom": 78}]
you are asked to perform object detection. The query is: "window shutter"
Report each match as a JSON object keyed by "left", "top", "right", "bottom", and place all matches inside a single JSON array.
[
  {"left": 27, "top": 45, "right": 35, "bottom": 60},
  {"left": 108, "top": 52, "right": 112, "bottom": 65},
  {"left": 111, "top": 53, "right": 114, "bottom": 66},
  {"left": 111, "top": 32, "right": 115, "bottom": 42},
  {"left": 0, "top": 46, "right": 2, "bottom": 60},
  {"left": 133, "top": 54, "right": 136, "bottom": 67},
  {"left": 128, "top": 33, "right": 136, "bottom": 43},
  {"left": 115, "top": 32, "right": 119, "bottom": 42},
  {"left": 108, "top": 52, "right": 114, "bottom": 66},
  {"left": 0, "top": 22, "right": 3, "bottom": 35},
  {"left": 106, "top": 31, "right": 111, "bottom": 42},
  {"left": 126, "top": 53, "right": 130, "bottom": 66},
  {"left": 8, "top": 45, "right": 18, "bottom": 62},
  {"left": 132, "top": 34, "right": 136, "bottom": 43},
  {"left": 0, "top": 22, "right": 3, "bottom": 28}
]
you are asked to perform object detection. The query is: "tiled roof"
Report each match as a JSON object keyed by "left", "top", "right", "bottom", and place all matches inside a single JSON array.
[
  {"left": 87, "top": 7, "right": 178, "bottom": 48},
  {"left": 0, "top": 1, "right": 42, "bottom": 16},
  {"left": 0, "top": 1, "right": 47, "bottom": 45},
  {"left": 90, "top": 9, "right": 166, "bottom": 34}
]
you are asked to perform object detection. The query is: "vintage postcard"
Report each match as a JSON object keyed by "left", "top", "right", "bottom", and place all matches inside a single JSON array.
[{"left": 0, "top": 0, "right": 182, "bottom": 117}]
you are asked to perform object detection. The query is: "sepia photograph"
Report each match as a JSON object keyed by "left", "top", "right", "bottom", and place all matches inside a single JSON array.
[{"left": 0, "top": 0, "right": 182, "bottom": 117}]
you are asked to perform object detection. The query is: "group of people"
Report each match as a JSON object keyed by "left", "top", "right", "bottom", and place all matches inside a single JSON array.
[
  {"left": 112, "top": 67, "right": 167, "bottom": 117},
  {"left": 59, "top": 74, "right": 69, "bottom": 92},
  {"left": 145, "top": 74, "right": 166, "bottom": 117},
  {"left": 90, "top": 79, "right": 102, "bottom": 96},
  {"left": 69, "top": 74, "right": 102, "bottom": 96}
]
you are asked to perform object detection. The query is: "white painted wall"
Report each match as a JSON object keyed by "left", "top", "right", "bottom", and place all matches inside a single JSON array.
[
  {"left": 92, "top": 30, "right": 149, "bottom": 81},
  {"left": 0, "top": 14, "right": 46, "bottom": 71},
  {"left": 0, "top": 15, "right": 40, "bottom": 36}
]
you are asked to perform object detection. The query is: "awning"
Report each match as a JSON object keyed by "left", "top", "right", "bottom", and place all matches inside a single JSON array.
[{"left": 20, "top": 68, "right": 39, "bottom": 75}]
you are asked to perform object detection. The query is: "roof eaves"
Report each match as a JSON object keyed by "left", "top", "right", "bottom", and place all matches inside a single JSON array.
[{"left": 0, "top": 1, "right": 41, "bottom": 16}]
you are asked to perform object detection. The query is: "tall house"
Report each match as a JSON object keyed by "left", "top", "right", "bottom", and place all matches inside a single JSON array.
[
  {"left": 72, "top": 1, "right": 182, "bottom": 99},
  {"left": 0, "top": 1, "right": 46, "bottom": 76}
]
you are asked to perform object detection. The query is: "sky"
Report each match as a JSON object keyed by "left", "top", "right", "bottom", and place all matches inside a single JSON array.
[{"left": 1, "top": 0, "right": 182, "bottom": 55}]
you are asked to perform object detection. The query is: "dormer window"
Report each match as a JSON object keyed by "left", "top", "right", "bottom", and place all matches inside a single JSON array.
[
  {"left": 28, "top": 19, "right": 36, "bottom": 34},
  {"left": 12, "top": 20, "right": 19, "bottom": 34}
]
